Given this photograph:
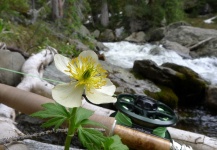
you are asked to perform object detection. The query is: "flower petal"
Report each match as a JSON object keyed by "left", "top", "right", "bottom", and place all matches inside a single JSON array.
[
  {"left": 96, "top": 79, "right": 116, "bottom": 96},
  {"left": 52, "top": 82, "right": 84, "bottom": 108},
  {"left": 86, "top": 88, "right": 117, "bottom": 104},
  {"left": 79, "top": 50, "right": 98, "bottom": 63},
  {"left": 54, "top": 54, "right": 71, "bottom": 76}
]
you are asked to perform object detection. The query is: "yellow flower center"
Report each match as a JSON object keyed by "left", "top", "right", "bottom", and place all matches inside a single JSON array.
[{"left": 65, "top": 56, "right": 107, "bottom": 91}]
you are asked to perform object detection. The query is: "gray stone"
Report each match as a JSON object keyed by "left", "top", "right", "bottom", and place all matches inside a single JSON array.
[
  {"left": 24, "top": 139, "right": 83, "bottom": 150},
  {"left": 205, "top": 85, "right": 217, "bottom": 110},
  {"left": 0, "top": 50, "right": 25, "bottom": 86},
  {"left": 43, "top": 62, "right": 70, "bottom": 85},
  {"left": 161, "top": 40, "right": 191, "bottom": 58},
  {"left": 189, "top": 37, "right": 217, "bottom": 58},
  {"left": 149, "top": 46, "right": 165, "bottom": 55},
  {"left": 92, "top": 30, "right": 100, "bottom": 39},
  {"left": 125, "top": 31, "right": 146, "bottom": 43},
  {"left": 163, "top": 25, "right": 217, "bottom": 58},
  {"left": 99, "top": 29, "right": 115, "bottom": 42}
]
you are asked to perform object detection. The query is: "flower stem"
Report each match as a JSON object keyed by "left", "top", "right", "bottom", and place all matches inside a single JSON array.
[
  {"left": 64, "top": 107, "right": 77, "bottom": 150},
  {"left": 64, "top": 122, "right": 74, "bottom": 150}
]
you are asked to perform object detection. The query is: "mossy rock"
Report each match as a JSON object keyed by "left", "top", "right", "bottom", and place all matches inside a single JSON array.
[{"left": 144, "top": 85, "right": 178, "bottom": 109}]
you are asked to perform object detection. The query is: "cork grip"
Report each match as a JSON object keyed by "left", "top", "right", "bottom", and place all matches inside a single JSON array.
[{"left": 114, "top": 124, "right": 171, "bottom": 150}]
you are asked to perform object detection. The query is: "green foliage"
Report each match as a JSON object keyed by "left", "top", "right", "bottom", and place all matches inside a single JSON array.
[
  {"left": 0, "top": 19, "right": 5, "bottom": 33},
  {"left": 78, "top": 127, "right": 106, "bottom": 150},
  {"left": 152, "top": 127, "right": 167, "bottom": 138},
  {"left": 31, "top": 103, "right": 128, "bottom": 150},
  {"left": 0, "top": 0, "right": 29, "bottom": 18},
  {"left": 31, "top": 103, "right": 70, "bottom": 129},
  {"left": 164, "top": 0, "right": 185, "bottom": 24},
  {"left": 103, "top": 135, "right": 129, "bottom": 150},
  {"left": 115, "top": 111, "right": 132, "bottom": 127}
]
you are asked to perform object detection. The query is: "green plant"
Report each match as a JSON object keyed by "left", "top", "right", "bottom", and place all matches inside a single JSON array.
[{"left": 31, "top": 51, "right": 128, "bottom": 150}]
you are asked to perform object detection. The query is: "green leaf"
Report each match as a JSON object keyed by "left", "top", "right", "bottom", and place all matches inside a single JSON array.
[
  {"left": 103, "top": 135, "right": 129, "bottom": 150},
  {"left": 78, "top": 127, "right": 106, "bottom": 150},
  {"left": 31, "top": 103, "right": 69, "bottom": 119},
  {"left": 152, "top": 127, "right": 167, "bottom": 138},
  {"left": 41, "top": 117, "right": 66, "bottom": 129},
  {"left": 73, "top": 107, "right": 94, "bottom": 126},
  {"left": 115, "top": 111, "right": 132, "bottom": 127},
  {"left": 31, "top": 103, "right": 70, "bottom": 129},
  {"left": 80, "top": 119, "right": 106, "bottom": 129}
]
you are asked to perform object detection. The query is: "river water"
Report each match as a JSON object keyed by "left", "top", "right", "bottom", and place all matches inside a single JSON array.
[{"left": 101, "top": 41, "right": 217, "bottom": 138}]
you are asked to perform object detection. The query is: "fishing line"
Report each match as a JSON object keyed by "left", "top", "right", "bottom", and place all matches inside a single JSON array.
[{"left": 0, "top": 67, "right": 65, "bottom": 84}]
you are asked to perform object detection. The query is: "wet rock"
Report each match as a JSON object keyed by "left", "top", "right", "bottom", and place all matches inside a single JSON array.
[
  {"left": 125, "top": 31, "right": 147, "bottom": 43},
  {"left": 133, "top": 60, "right": 208, "bottom": 105},
  {"left": 149, "top": 46, "right": 165, "bottom": 55},
  {"left": 0, "top": 50, "right": 25, "bottom": 86},
  {"left": 160, "top": 40, "right": 191, "bottom": 58},
  {"left": 205, "top": 85, "right": 217, "bottom": 110}
]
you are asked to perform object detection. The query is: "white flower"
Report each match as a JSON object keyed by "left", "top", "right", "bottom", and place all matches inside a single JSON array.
[{"left": 52, "top": 50, "right": 117, "bottom": 108}]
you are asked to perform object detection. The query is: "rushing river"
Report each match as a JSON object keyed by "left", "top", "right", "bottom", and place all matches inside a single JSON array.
[{"left": 102, "top": 41, "right": 217, "bottom": 138}]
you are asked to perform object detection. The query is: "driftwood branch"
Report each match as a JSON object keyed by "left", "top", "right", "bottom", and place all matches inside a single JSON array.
[
  {"left": 17, "top": 46, "right": 57, "bottom": 98},
  {"left": 189, "top": 37, "right": 213, "bottom": 51}
]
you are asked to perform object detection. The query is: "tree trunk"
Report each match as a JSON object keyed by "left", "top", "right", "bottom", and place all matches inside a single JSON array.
[
  {"left": 51, "top": 0, "right": 63, "bottom": 20},
  {"left": 100, "top": 0, "right": 109, "bottom": 27}
]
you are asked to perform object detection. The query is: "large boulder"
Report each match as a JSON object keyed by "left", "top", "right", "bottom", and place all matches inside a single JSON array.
[
  {"left": 163, "top": 26, "right": 217, "bottom": 58},
  {"left": 189, "top": 37, "right": 217, "bottom": 58},
  {"left": 133, "top": 60, "right": 208, "bottom": 105},
  {"left": 0, "top": 50, "right": 25, "bottom": 86}
]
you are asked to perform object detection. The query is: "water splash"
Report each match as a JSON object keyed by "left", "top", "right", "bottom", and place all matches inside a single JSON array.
[{"left": 102, "top": 41, "right": 217, "bottom": 85}]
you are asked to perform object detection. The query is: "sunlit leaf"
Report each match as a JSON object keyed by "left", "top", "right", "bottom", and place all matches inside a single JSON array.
[
  {"left": 73, "top": 107, "right": 94, "bottom": 126},
  {"left": 78, "top": 127, "right": 106, "bottom": 150},
  {"left": 103, "top": 135, "right": 129, "bottom": 150},
  {"left": 152, "top": 127, "right": 167, "bottom": 138},
  {"left": 115, "top": 111, "right": 132, "bottom": 127}
]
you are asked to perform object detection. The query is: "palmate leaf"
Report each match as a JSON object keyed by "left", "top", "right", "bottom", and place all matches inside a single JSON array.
[
  {"left": 78, "top": 127, "right": 106, "bottom": 150},
  {"left": 152, "top": 127, "right": 167, "bottom": 138},
  {"left": 103, "top": 135, "right": 129, "bottom": 150},
  {"left": 31, "top": 103, "right": 69, "bottom": 119},
  {"left": 72, "top": 107, "right": 94, "bottom": 126},
  {"left": 41, "top": 117, "right": 66, "bottom": 129},
  {"left": 31, "top": 103, "right": 69, "bottom": 129},
  {"left": 115, "top": 111, "right": 132, "bottom": 127},
  {"left": 80, "top": 119, "right": 106, "bottom": 129}
]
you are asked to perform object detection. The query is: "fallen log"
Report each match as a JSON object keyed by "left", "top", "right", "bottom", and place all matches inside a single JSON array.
[
  {"left": 17, "top": 46, "right": 57, "bottom": 98},
  {"left": 189, "top": 37, "right": 213, "bottom": 51}
]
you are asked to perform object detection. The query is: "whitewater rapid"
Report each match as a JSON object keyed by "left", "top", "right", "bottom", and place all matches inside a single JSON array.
[{"left": 102, "top": 41, "right": 217, "bottom": 85}]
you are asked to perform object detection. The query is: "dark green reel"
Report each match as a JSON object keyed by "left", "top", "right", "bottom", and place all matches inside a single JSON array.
[{"left": 115, "top": 94, "right": 178, "bottom": 129}]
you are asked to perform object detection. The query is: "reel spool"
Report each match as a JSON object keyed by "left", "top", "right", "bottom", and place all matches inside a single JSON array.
[{"left": 115, "top": 94, "right": 178, "bottom": 129}]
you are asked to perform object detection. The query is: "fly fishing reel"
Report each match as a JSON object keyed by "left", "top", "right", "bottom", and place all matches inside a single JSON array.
[{"left": 115, "top": 94, "right": 178, "bottom": 129}]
